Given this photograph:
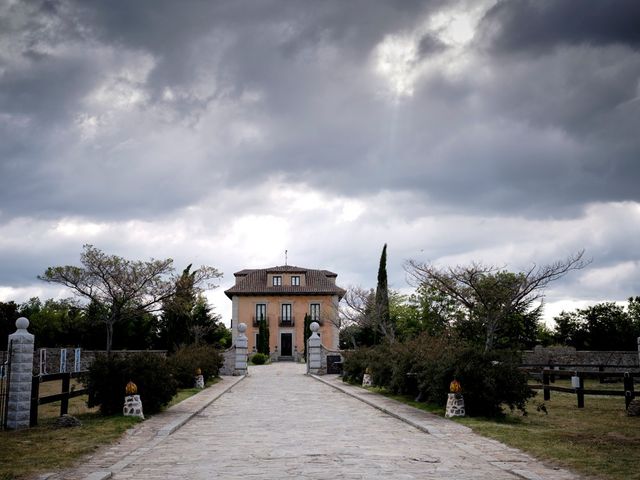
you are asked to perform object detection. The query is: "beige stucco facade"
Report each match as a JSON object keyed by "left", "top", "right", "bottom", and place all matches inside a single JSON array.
[
  {"left": 226, "top": 266, "right": 344, "bottom": 358},
  {"left": 236, "top": 294, "right": 340, "bottom": 353}
]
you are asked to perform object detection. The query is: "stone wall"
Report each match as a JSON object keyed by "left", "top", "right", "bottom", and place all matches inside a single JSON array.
[
  {"left": 522, "top": 345, "right": 639, "bottom": 371},
  {"left": 320, "top": 345, "right": 343, "bottom": 373},
  {"left": 33, "top": 348, "right": 167, "bottom": 375},
  {"left": 219, "top": 345, "right": 237, "bottom": 376}
]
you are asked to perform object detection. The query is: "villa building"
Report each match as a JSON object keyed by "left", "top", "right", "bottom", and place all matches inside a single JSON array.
[{"left": 225, "top": 265, "right": 345, "bottom": 359}]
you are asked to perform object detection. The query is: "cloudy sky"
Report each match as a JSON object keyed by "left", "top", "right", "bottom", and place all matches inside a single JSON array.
[{"left": 1, "top": 0, "right": 639, "bottom": 325}]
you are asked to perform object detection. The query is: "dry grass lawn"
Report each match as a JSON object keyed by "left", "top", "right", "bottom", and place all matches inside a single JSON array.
[
  {"left": 373, "top": 378, "right": 639, "bottom": 480},
  {"left": 1, "top": 378, "right": 217, "bottom": 479}
]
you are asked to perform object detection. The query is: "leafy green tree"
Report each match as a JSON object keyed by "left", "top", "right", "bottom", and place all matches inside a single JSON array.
[
  {"left": 191, "top": 294, "right": 230, "bottom": 348},
  {"left": 405, "top": 251, "right": 587, "bottom": 352},
  {"left": 0, "top": 300, "right": 20, "bottom": 350},
  {"left": 582, "top": 302, "right": 635, "bottom": 350},
  {"left": 534, "top": 322, "right": 555, "bottom": 347},
  {"left": 627, "top": 296, "right": 640, "bottom": 330},
  {"left": 159, "top": 266, "right": 229, "bottom": 350},
  {"left": 393, "top": 286, "right": 462, "bottom": 341},
  {"left": 40, "top": 245, "right": 221, "bottom": 355},
  {"left": 553, "top": 302, "right": 638, "bottom": 350},
  {"left": 20, "top": 297, "right": 86, "bottom": 348},
  {"left": 159, "top": 265, "right": 198, "bottom": 350},
  {"left": 18, "top": 296, "right": 159, "bottom": 350}
]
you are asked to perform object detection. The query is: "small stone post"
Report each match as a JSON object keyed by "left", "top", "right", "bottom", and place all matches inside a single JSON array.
[
  {"left": 6, "top": 317, "right": 34, "bottom": 430},
  {"left": 307, "top": 322, "right": 321, "bottom": 374},
  {"left": 194, "top": 368, "right": 204, "bottom": 389},
  {"left": 445, "top": 380, "right": 465, "bottom": 418},
  {"left": 123, "top": 381, "right": 144, "bottom": 419},
  {"left": 235, "top": 323, "right": 248, "bottom": 375}
]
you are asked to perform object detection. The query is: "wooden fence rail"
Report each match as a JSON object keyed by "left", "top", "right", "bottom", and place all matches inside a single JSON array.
[
  {"left": 30, "top": 371, "right": 88, "bottom": 427},
  {"left": 525, "top": 368, "right": 638, "bottom": 409}
]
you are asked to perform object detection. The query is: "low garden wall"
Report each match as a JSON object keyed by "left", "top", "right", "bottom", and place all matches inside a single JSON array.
[
  {"left": 318, "top": 345, "right": 344, "bottom": 375},
  {"left": 219, "top": 345, "right": 237, "bottom": 376},
  {"left": 522, "top": 345, "right": 639, "bottom": 371},
  {"left": 33, "top": 348, "right": 167, "bottom": 375}
]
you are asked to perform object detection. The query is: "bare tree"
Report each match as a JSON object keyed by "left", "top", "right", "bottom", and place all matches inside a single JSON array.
[
  {"left": 339, "top": 286, "right": 373, "bottom": 326},
  {"left": 337, "top": 285, "right": 398, "bottom": 345},
  {"left": 39, "top": 244, "right": 221, "bottom": 354},
  {"left": 405, "top": 250, "right": 589, "bottom": 352}
]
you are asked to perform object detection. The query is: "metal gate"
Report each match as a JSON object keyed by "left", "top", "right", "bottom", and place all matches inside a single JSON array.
[{"left": 0, "top": 341, "right": 12, "bottom": 430}]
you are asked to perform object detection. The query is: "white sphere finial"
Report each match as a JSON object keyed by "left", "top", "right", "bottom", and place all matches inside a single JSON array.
[
  {"left": 310, "top": 321, "right": 320, "bottom": 333},
  {"left": 16, "top": 317, "right": 29, "bottom": 330},
  {"left": 238, "top": 322, "right": 247, "bottom": 334}
]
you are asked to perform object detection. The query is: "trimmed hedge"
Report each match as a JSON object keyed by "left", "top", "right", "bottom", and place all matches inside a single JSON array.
[{"left": 250, "top": 352, "right": 268, "bottom": 365}]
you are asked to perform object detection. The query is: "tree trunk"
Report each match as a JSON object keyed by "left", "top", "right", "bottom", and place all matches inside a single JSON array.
[
  {"left": 484, "top": 317, "right": 497, "bottom": 353},
  {"left": 106, "top": 321, "right": 114, "bottom": 357}
]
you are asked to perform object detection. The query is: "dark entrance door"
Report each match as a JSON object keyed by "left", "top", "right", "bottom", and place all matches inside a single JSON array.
[{"left": 281, "top": 333, "right": 292, "bottom": 357}]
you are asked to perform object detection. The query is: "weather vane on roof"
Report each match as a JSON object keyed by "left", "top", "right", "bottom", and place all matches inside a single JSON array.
[{"left": 285, "top": 249, "right": 288, "bottom": 266}]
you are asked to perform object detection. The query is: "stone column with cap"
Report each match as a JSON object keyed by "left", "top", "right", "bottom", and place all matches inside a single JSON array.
[
  {"left": 235, "top": 323, "right": 248, "bottom": 375},
  {"left": 6, "top": 317, "right": 35, "bottom": 429},
  {"left": 307, "top": 322, "right": 322, "bottom": 374}
]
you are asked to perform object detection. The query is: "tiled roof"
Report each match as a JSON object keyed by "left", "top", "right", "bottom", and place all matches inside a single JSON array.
[{"left": 225, "top": 266, "right": 345, "bottom": 299}]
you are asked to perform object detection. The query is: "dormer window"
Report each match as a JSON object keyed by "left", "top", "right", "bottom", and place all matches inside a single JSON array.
[
  {"left": 291, "top": 276, "right": 300, "bottom": 286},
  {"left": 273, "top": 276, "right": 282, "bottom": 286}
]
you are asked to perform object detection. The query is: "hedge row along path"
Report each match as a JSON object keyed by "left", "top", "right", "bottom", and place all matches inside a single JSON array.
[{"left": 56, "top": 363, "right": 580, "bottom": 479}]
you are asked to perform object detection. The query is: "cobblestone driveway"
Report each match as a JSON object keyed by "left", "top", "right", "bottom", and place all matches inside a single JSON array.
[{"left": 111, "top": 362, "right": 580, "bottom": 479}]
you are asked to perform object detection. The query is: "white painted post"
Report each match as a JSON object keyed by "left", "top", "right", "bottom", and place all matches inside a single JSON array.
[
  {"left": 235, "top": 323, "right": 248, "bottom": 376},
  {"left": 59, "top": 348, "right": 67, "bottom": 373},
  {"left": 39, "top": 348, "right": 47, "bottom": 375},
  {"left": 74, "top": 348, "right": 81, "bottom": 373},
  {"left": 307, "top": 322, "right": 322, "bottom": 374},
  {"left": 6, "top": 317, "right": 34, "bottom": 430}
]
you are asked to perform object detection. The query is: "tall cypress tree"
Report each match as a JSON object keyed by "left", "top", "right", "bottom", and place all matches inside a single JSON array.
[
  {"left": 257, "top": 319, "right": 269, "bottom": 355},
  {"left": 374, "top": 244, "right": 391, "bottom": 342}
]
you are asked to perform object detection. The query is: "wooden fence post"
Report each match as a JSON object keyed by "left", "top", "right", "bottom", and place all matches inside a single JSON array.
[
  {"left": 29, "top": 376, "right": 40, "bottom": 427},
  {"left": 624, "top": 372, "right": 635, "bottom": 410},
  {"left": 574, "top": 373, "right": 585, "bottom": 408},
  {"left": 60, "top": 373, "right": 70, "bottom": 416},
  {"left": 543, "top": 371, "right": 551, "bottom": 401}
]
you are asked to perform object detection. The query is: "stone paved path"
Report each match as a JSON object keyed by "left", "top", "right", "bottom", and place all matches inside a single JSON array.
[{"left": 105, "top": 363, "right": 581, "bottom": 480}]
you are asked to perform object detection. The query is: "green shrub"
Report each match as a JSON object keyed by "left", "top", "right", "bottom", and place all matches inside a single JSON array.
[
  {"left": 83, "top": 353, "right": 177, "bottom": 415},
  {"left": 344, "top": 333, "right": 534, "bottom": 417},
  {"left": 250, "top": 352, "right": 268, "bottom": 365},
  {"left": 342, "top": 347, "right": 373, "bottom": 384},
  {"left": 450, "top": 348, "right": 534, "bottom": 416},
  {"left": 168, "top": 345, "right": 223, "bottom": 388}
]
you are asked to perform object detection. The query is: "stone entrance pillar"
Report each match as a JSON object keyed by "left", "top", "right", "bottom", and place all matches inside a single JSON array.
[
  {"left": 307, "top": 322, "right": 321, "bottom": 375},
  {"left": 7, "top": 318, "right": 34, "bottom": 430},
  {"left": 235, "top": 323, "right": 248, "bottom": 375}
]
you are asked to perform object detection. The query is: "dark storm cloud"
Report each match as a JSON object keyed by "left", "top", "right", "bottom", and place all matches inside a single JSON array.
[
  {"left": 417, "top": 33, "right": 448, "bottom": 57},
  {"left": 70, "top": 0, "right": 437, "bottom": 103},
  {"left": 1, "top": 0, "right": 639, "bottom": 224},
  {"left": 479, "top": 0, "right": 640, "bottom": 54}
]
